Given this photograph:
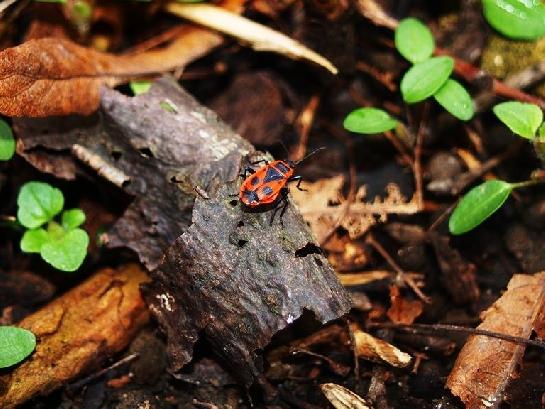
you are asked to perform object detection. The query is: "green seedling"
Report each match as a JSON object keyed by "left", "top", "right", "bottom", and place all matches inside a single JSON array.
[
  {"left": 493, "top": 101, "right": 543, "bottom": 139},
  {"left": 394, "top": 17, "right": 474, "bottom": 121},
  {"left": 0, "top": 119, "right": 15, "bottom": 161},
  {"left": 482, "top": 0, "right": 545, "bottom": 40},
  {"left": 449, "top": 101, "right": 545, "bottom": 234},
  {"left": 0, "top": 326, "right": 36, "bottom": 368},
  {"left": 343, "top": 107, "right": 398, "bottom": 134},
  {"left": 17, "top": 181, "right": 89, "bottom": 272},
  {"left": 395, "top": 18, "right": 434, "bottom": 64}
]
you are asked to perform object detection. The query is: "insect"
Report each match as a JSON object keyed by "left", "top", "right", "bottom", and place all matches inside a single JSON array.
[{"left": 238, "top": 147, "right": 324, "bottom": 223}]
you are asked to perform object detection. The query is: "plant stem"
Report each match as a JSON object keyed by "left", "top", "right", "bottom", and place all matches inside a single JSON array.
[{"left": 511, "top": 178, "right": 545, "bottom": 190}]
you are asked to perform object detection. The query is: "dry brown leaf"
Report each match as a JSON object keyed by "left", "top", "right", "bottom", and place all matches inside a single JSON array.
[
  {"left": 166, "top": 2, "right": 338, "bottom": 74},
  {"left": 446, "top": 272, "right": 545, "bottom": 409},
  {"left": 386, "top": 285, "right": 423, "bottom": 325},
  {"left": 291, "top": 175, "right": 418, "bottom": 242},
  {"left": 320, "top": 383, "right": 371, "bottom": 409},
  {"left": 0, "top": 28, "right": 222, "bottom": 116},
  {"left": 0, "top": 264, "right": 149, "bottom": 409},
  {"left": 350, "top": 323, "right": 412, "bottom": 368}
]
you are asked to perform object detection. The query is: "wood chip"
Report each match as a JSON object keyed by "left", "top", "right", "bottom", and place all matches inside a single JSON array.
[
  {"left": 320, "top": 383, "right": 371, "bottom": 409},
  {"left": 351, "top": 324, "right": 412, "bottom": 368},
  {"left": 0, "top": 264, "right": 149, "bottom": 409}
]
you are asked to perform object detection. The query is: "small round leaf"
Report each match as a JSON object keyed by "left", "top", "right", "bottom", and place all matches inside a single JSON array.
[
  {"left": 433, "top": 79, "right": 474, "bottom": 121},
  {"left": 21, "top": 228, "right": 49, "bottom": 253},
  {"left": 62, "top": 208, "right": 86, "bottom": 230},
  {"left": 449, "top": 180, "right": 513, "bottom": 235},
  {"left": 483, "top": 0, "right": 545, "bottom": 40},
  {"left": 493, "top": 101, "right": 543, "bottom": 139},
  {"left": 17, "top": 182, "right": 64, "bottom": 229},
  {"left": 0, "top": 119, "right": 15, "bottom": 161},
  {"left": 395, "top": 18, "right": 435, "bottom": 63},
  {"left": 41, "top": 228, "right": 89, "bottom": 272},
  {"left": 343, "top": 108, "right": 398, "bottom": 134},
  {"left": 400, "top": 57, "right": 454, "bottom": 104},
  {"left": 0, "top": 326, "right": 36, "bottom": 368}
]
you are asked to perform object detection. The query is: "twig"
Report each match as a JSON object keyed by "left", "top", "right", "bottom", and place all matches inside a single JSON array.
[
  {"left": 319, "top": 124, "right": 358, "bottom": 246},
  {"left": 369, "top": 322, "right": 545, "bottom": 350},
  {"left": 366, "top": 233, "right": 431, "bottom": 303},
  {"left": 290, "top": 94, "right": 320, "bottom": 162},
  {"left": 412, "top": 103, "right": 428, "bottom": 211},
  {"left": 67, "top": 353, "right": 139, "bottom": 392},
  {"left": 450, "top": 140, "right": 522, "bottom": 195},
  {"left": 356, "top": 61, "right": 397, "bottom": 92}
]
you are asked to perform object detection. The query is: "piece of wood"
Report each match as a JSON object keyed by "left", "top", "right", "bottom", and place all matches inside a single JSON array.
[
  {"left": 15, "top": 77, "right": 351, "bottom": 385},
  {"left": 0, "top": 264, "right": 149, "bottom": 408}
]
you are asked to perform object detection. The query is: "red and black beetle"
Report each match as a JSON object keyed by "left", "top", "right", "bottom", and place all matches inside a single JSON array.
[{"left": 238, "top": 148, "right": 324, "bottom": 222}]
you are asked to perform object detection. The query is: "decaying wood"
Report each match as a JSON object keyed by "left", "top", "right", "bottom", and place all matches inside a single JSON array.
[
  {"left": 15, "top": 76, "right": 351, "bottom": 385},
  {"left": 446, "top": 272, "right": 545, "bottom": 409},
  {"left": 0, "top": 264, "right": 149, "bottom": 409}
]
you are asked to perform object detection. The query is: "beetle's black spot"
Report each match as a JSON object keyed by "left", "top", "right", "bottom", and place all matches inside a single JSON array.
[
  {"left": 275, "top": 162, "right": 291, "bottom": 173},
  {"left": 251, "top": 176, "right": 260, "bottom": 186},
  {"left": 243, "top": 190, "right": 259, "bottom": 203},
  {"left": 264, "top": 167, "right": 283, "bottom": 183},
  {"left": 261, "top": 186, "right": 274, "bottom": 196}
]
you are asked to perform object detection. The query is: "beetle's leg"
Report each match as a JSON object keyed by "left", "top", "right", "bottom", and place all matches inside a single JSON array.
[
  {"left": 270, "top": 189, "right": 289, "bottom": 226},
  {"left": 250, "top": 159, "right": 269, "bottom": 166},
  {"left": 239, "top": 166, "right": 256, "bottom": 179},
  {"left": 290, "top": 175, "right": 307, "bottom": 191}
]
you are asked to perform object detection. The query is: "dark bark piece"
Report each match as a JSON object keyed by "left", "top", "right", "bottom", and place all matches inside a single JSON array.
[
  {"left": 15, "top": 76, "right": 351, "bottom": 384},
  {"left": 144, "top": 182, "right": 352, "bottom": 385},
  {"left": 15, "top": 77, "right": 253, "bottom": 269}
]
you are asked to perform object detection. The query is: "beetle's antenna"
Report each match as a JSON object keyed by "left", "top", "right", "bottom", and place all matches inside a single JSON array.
[
  {"left": 278, "top": 140, "right": 290, "bottom": 157},
  {"left": 294, "top": 147, "right": 325, "bottom": 165}
]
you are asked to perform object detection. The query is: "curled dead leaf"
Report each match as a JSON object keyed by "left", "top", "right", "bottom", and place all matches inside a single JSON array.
[
  {"left": 447, "top": 272, "right": 545, "bottom": 409},
  {"left": 0, "top": 28, "right": 222, "bottom": 117},
  {"left": 166, "top": 2, "right": 338, "bottom": 74},
  {"left": 386, "top": 285, "right": 423, "bottom": 325}
]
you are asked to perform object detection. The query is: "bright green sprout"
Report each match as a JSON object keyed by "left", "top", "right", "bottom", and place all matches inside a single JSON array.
[{"left": 18, "top": 181, "right": 89, "bottom": 272}]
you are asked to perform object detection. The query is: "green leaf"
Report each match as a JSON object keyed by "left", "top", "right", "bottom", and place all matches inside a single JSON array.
[
  {"left": 395, "top": 18, "right": 435, "bottom": 63},
  {"left": 449, "top": 180, "right": 513, "bottom": 235},
  {"left": 41, "top": 228, "right": 89, "bottom": 272},
  {"left": 62, "top": 208, "right": 86, "bottom": 230},
  {"left": 130, "top": 80, "right": 152, "bottom": 96},
  {"left": 400, "top": 57, "right": 454, "bottom": 104},
  {"left": 493, "top": 101, "right": 543, "bottom": 139},
  {"left": 21, "top": 228, "right": 49, "bottom": 253},
  {"left": 433, "top": 79, "right": 475, "bottom": 121},
  {"left": 0, "top": 119, "right": 15, "bottom": 161},
  {"left": 17, "top": 182, "right": 64, "bottom": 229},
  {"left": 483, "top": 0, "right": 545, "bottom": 40},
  {"left": 0, "top": 326, "right": 36, "bottom": 368},
  {"left": 343, "top": 107, "right": 398, "bottom": 134}
]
